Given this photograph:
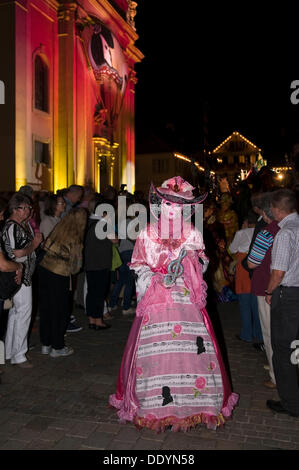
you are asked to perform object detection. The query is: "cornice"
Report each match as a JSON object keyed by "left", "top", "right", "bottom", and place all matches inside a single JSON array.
[
  {"left": 13, "top": 0, "right": 59, "bottom": 11},
  {"left": 44, "top": 0, "right": 59, "bottom": 9}
]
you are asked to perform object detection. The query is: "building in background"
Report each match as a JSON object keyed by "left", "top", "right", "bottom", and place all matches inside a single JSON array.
[
  {"left": 211, "top": 131, "right": 263, "bottom": 183},
  {"left": 135, "top": 151, "right": 209, "bottom": 196},
  {"left": 0, "top": 0, "right": 143, "bottom": 193}
]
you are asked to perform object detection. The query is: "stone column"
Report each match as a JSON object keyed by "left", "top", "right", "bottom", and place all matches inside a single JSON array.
[
  {"left": 120, "top": 67, "right": 137, "bottom": 193},
  {"left": 55, "top": 1, "right": 77, "bottom": 191}
]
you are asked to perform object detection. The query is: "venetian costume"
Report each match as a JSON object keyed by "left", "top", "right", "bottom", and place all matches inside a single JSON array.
[
  {"left": 217, "top": 193, "right": 239, "bottom": 246},
  {"left": 109, "top": 177, "right": 238, "bottom": 431}
]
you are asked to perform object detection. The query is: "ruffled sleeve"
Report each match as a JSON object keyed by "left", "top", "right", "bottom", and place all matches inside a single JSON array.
[
  {"left": 129, "top": 227, "right": 156, "bottom": 302},
  {"left": 184, "top": 227, "right": 209, "bottom": 273}
]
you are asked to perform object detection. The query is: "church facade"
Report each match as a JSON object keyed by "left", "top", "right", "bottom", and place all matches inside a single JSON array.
[{"left": 0, "top": 0, "right": 143, "bottom": 193}]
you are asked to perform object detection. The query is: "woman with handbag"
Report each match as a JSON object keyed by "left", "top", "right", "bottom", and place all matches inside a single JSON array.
[
  {"left": 1, "top": 193, "right": 43, "bottom": 368},
  {"left": 37, "top": 208, "right": 87, "bottom": 358}
]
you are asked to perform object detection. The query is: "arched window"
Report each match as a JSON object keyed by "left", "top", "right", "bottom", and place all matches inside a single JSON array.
[{"left": 34, "top": 55, "right": 49, "bottom": 112}]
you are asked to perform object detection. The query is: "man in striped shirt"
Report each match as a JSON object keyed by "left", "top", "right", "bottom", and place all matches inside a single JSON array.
[
  {"left": 264, "top": 189, "right": 299, "bottom": 417},
  {"left": 247, "top": 193, "right": 280, "bottom": 389},
  {"left": 248, "top": 231, "right": 274, "bottom": 265}
]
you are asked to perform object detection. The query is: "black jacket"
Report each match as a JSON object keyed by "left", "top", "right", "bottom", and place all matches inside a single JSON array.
[{"left": 84, "top": 219, "right": 113, "bottom": 271}]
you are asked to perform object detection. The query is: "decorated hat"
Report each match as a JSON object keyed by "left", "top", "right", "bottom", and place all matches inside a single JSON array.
[{"left": 149, "top": 176, "right": 207, "bottom": 220}]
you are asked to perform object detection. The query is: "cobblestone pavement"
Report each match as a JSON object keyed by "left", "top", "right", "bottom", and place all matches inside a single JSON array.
[{"left": 0, "top": 300, "right": 299, "bottom": 451}]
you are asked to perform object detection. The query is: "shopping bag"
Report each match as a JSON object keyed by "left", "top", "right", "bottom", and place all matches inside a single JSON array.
[{"left": 111, "top": 245, "right": 122, "bottom": 271}]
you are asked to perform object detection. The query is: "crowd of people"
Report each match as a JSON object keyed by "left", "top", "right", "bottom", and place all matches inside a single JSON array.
[
  {"left": 0, "top": 168, "right": 299, "bottom": 425},
  {"left": 202, "top": 176, "right": 299, "bottom": 419},
  {"left": 0, "top": 183, "right": 145, "bottom": 368}
]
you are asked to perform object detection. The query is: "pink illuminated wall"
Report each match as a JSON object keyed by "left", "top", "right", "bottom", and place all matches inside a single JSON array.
[{"left": 11, "top": 0, "right": 143, "bottom": 192}]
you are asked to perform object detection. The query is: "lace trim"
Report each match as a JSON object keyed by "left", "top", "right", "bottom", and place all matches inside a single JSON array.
[{"left": 109, "top": 392, "right": 239, "bottom": 432}]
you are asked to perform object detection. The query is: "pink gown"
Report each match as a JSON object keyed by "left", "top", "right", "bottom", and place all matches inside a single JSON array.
[{"left": 109, "top": 223, "right": 238, "bottom": 432}]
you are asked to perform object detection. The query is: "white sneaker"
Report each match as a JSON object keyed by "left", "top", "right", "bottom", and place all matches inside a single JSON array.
[
  {"left": 50, "top": 346, "right": 74, "bottom": 358},
  {"left": 122, "top": 307, "right": 136, "bottom": 315},
  {"left": 41, "top": 345, "right": 52, "bottom": 355}
]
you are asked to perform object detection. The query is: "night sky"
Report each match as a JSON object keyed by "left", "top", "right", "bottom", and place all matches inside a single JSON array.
[{"left": 134, "top": 3, "right": 299, "bottom": 165}]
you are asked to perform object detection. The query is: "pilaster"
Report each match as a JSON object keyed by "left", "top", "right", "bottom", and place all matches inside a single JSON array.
[{"left": 55, "top": 1, "right": 77, "bottom": 190}]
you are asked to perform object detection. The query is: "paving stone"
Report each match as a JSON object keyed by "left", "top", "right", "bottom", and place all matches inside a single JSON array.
[
  {"left": 11, "top": 428, "right": 43, "bottom": 441},
  {"left": 116, "top": 427, "right": 143, "bottom": 442},
  {"left": 141, "top": 428, "right": 168, "bottom": 441},
  {"left": 161, "top": 440, "right": 195, "bottom": 450},
  {"left": 216, "top": 439, "right": 243, "bottom": 450},
  {"left": 238, "top": 395, "right": 252, "bottom": 409},
  {"left": 272, "top": 433, "right": 291, "bottom": 442},
  {"left": 0, "top": 437, "right": 9, "bottom": 448},
  {"left": 132, "top": 438, "right": 163, "bottom": 450},
  {"left": 24, "top": 439, "right": 56, "bottom": 450},
  {"left": 3, "top": 412, "right": 32, "bottom": 425},
  {"left": 245, "top": 436, "right": 269, "bottom": 447},
  {"left": 242, "top": 443, "right": 267, "bottom": 450},
  {"left": 187, "top": 438, "right": 217, "bottom": 450},
  {"left": 196, "top": 429, "right": 217, "bottom": 440},
  {"left": 66, "top": 421, "right": 98, "bottom": 438},
  {"left": 228, "top": 433, "right": 246, "bottom": 443},
  {"left": 248, "top": 414, "right": 264, "bottom": 425},
  {"left": 39, "top": 428, "right": 66, "bottom": 442},
  {"left": 83, "top": 431, "right": 114, "bottom": 449},
  {"left": 95, "top": 422, "right": 122, "bottom": 434},
  {"left": 52, "top": 436, "right": 87, "bottom": 450},
  {"left": 162, "top": 433, "right": 197, "bottom": 450},
  {"left": 0, "top": 420, "right": 26, "bottom": 435},
  {"left": 104, "top": 439, "right": 134, "bottom": 450},
  {"left": 25, "top": 416, "right": 56, "bottom": 432},
  {"left": 0, "top": 439, "right": 28, "bottom": 450}
]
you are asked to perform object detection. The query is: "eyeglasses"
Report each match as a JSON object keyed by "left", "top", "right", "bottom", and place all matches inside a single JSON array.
[{"left": 17, "top": 206, "right": 32, "bottom": 210}]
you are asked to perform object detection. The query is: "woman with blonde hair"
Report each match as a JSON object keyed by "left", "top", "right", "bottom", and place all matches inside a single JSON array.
[{"left": 37, "top": 208, "right": 87, "bottom": 358}]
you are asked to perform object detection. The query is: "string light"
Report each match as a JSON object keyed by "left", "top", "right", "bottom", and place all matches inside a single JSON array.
[
  {"left": 212, "top": 131, "right": 261, "bottom": 153},
  {"left": 173, "top": 153, "right": 204, "bottom": 171},
  {"left": 271, "top": 167, "right": 292, "bottom": 172}
]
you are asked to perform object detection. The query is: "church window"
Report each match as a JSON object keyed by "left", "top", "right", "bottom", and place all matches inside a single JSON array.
[
  {"left": 34, "top": 55, "right": 49, "bottom": 112},
  {"left": 34, "top": 139, "right": 50, "bottom": 166}
]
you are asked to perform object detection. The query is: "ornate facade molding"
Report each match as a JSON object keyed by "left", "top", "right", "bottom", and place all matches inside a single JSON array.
[{"left": 126, "top": 1, "right": 137, "bottom": 30}]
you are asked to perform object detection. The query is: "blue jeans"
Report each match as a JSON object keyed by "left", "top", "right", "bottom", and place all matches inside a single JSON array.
[
  {"left": 238, "top": 293, "right": 263, "bottom": 342},
  {"left": 109, "top": 250, "right": 134, "bottom": 310}
]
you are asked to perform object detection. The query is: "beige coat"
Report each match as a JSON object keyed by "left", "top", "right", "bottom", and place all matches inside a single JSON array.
[{"left": 40, "top": 239, "right": 83, "bottom": 277}]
